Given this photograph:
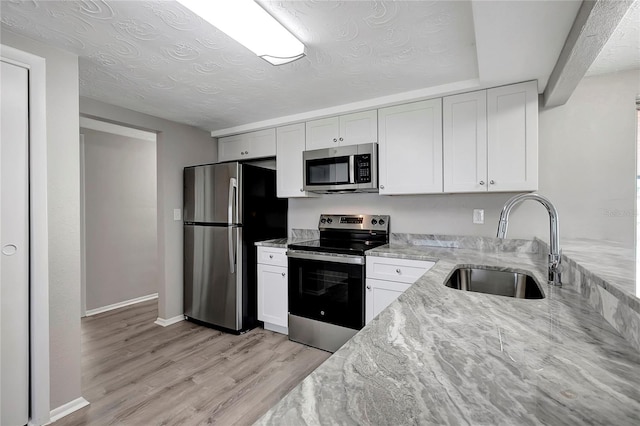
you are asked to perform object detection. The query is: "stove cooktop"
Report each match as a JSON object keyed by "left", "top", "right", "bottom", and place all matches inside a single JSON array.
[
  {"left": 287, "top": 238, "right": 387, "bottom": 256},
  {"left": 288, "top": 214, "right": 390, "bottom": 256}
]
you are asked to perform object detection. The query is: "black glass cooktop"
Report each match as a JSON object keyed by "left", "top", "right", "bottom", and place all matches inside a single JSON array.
[{"left": 288, "top": 238, "right": 387, "bottom": 256}]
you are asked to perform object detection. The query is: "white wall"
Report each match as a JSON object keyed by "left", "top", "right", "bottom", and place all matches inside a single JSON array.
[
  {"left": 79, "top": 98, "right": 216, "bottom": 320},
  {"left": 290, "top": 69, "right": 640, "bottom": 248},
  {"left": 81, "top": 128, "right": 157, "bottom": 311},
  {"left": 0, "top": 32, "right": 81, "bottom": 410}
]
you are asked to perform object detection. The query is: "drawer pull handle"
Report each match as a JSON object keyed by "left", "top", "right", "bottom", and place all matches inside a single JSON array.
[
  {"left": 269, "top": 255, "right": 273, "bottom": 259},
  {"left": 396, "top": 268, "right": 401, "bottom": 274},
  {"left": 281, "top": 272, "right": 286, "bottom": 277},
  {"left": 366, "top": 285, "right": 371, "bottom": 290}
]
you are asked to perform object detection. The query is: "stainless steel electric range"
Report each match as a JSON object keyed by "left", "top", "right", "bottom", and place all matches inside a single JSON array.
[{"left": 287, "top": 214, "right": 390, "bottom": 352}]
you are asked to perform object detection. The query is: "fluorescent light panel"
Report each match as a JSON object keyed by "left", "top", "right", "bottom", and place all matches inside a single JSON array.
[{"left": 177, "top": 0, "right": 305, "bottom": 65}]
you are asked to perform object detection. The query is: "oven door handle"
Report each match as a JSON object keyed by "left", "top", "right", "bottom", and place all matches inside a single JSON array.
[{"left": 286, "top": 250, "right": 364, "bottom": 265}]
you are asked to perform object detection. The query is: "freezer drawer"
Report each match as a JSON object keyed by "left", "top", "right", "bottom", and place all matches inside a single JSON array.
[{"left": 184, "top": 224, "right": 242, "bottom": 330}]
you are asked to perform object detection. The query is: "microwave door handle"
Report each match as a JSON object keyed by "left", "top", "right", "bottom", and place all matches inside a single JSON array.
[{"left": 349, "top": 156, "right": 355, "bottom": 184}]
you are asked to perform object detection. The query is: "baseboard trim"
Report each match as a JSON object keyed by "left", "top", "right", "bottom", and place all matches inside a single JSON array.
[
  {"left": 85, "top": 293, "right": 158, "bottom": 317},
  {"left": 48, "top": 397, "right": 89, "bottom": 424},
  {"left": 154, "top": 315, "right": 185, "bottom": 327}
]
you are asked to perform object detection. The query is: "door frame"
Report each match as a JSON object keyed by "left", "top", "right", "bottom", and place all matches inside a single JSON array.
[{"left": 1, "top": 45, "right": 50, "bottom": 425}]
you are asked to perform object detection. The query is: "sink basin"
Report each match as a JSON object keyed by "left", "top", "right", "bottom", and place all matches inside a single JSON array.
[{"left": 445, "top": 267, "right": 544, "bottom": 299}]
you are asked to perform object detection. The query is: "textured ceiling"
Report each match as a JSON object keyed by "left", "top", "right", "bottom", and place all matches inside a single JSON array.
[
  {"left": 3, "top": 1, "right": 626, "bottom": 134},
  {"left": 586, "top": 0, "right": 640, "bottom": 77},
  {"left": 0, "top": 0, "right": 478, "bottom": 131}
]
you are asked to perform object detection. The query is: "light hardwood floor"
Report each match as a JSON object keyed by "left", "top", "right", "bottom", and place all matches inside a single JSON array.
[{"left": 54, "top": 300, "right": 330, "bottom": 426}]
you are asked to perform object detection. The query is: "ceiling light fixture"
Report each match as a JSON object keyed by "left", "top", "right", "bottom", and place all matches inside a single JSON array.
[{"left": 177, "top": 0, "right": 306, "bottom": 66}]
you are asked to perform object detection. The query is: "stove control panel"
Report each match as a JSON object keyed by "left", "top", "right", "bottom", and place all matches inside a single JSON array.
[{"left": 318, "top": 214, "right": 390, "bottom": 232}]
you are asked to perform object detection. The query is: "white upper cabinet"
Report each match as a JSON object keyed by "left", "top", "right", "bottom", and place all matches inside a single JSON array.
[
  {"left": 378, "top": 99, "right": 443, "bottom": 195},
  {"left": 443, "top": 90, "right": 488, "bottom": 192},
  {"left": 218, "top": 128, "right": 276, "bottom": 162},
  {"left": 276, "top": 123, "right": 316, "bottom": 198},
  {"left": 305, "top": 110, "right": 377, "bottom": 150},
  {"left": 443, "top": 81, "right": 538, "bottom": 193},
  {"left": 487, "top": 81, "right": 538, "bottom": 192}
]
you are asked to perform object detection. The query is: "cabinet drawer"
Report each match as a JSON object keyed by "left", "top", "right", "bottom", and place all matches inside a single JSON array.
[
  {"left": 366, "top": 256, "right": 435, "bottom": 284},
  {"left": 257, "top": 246, "right": 287, "bottom": 267}
]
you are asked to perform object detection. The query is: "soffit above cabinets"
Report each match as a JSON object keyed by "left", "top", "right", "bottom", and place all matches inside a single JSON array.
[
  {"left": 1, "top": 0, "right": 583, "bottom": 133},
  {"left": 586, "top": 0, "right": 640, "bottom": 77}
]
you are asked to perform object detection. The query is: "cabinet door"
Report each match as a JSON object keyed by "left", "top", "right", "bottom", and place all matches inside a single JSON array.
[
  {"left": 218, "top": 129, "right": 276, "bottom": 162},
  {"left": 443, "top": 90, "right": 488, "bottom": 193},
  {"left": 305, "top": 116, "right": 339, "bottom": 150},
  {"left": 276, "top": 124, "right": 314, "bottom": 198},
  {"left": 365, "top": 278, "right": 411, "bottom": 324},
  {"left": 257, "top": 264, "right": 288, "bottom": 329},
  {"left": 378, "top": 99, "right": 443, "bottom": 195},
  {"left": 218, "top": 134, "right": 249, "bottom": 162},
  {"left": 487, "top": 81, "right": 538, "bottom": 192},
  {"left": 339, "top": 110, "right": 377, "bottom": 146},
  {"left": 246, "top": 128, "right": 276, "bottom": 159}
]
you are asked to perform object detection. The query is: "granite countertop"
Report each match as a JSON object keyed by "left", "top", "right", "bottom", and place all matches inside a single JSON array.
[
  {"left": 254, "top": 237, "right": 315, "bottom": 248},
  {"left": 257, "top": 241, "right": 640, "bottom": 425}
]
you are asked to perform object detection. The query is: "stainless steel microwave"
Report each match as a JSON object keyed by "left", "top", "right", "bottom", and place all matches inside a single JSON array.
[{"left": 303, "top": 143, "right": 378, "bottom": 193}]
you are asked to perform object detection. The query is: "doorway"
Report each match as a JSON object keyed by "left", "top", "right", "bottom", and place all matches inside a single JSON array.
[{"left": 79, "top": 118, "right": 158, "bottom": 316}]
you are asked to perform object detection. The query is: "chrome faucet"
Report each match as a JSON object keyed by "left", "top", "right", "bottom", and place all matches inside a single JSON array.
[{"left": 497, "top": 193, "right": 562, "bottom": 286}]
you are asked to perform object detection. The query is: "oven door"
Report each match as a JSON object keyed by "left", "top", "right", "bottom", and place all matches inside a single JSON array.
[{"left": 287, "top": 251, "right": 365, "bottom": 330}]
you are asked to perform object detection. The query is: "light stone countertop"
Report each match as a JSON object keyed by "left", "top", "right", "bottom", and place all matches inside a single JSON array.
[
  {"left": 254, "top": 237, "right": 313, "bottom": 248},
  {"left": 256, "top": 241, "right": 640, "bottom": 425}
]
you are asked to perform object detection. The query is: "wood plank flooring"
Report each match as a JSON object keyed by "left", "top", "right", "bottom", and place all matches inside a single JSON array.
[{"left": 54, "top": 300, "right": 330, "bottom": 426}]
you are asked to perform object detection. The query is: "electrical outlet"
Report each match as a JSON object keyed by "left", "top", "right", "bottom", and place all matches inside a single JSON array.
[
  {"left": 473, "top": 209, "right": 484, "bottom": 224},
  {"left": 173, "top": 209, "right": 181, "bottom": 221}
]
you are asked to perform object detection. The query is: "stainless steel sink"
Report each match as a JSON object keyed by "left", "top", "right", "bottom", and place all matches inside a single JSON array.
[{"left": 445, "top": 267, "right": 544, "bottom": 299}]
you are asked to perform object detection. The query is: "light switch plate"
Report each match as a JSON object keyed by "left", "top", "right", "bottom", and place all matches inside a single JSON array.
[
  {"left": 473, "top": 209, "right": 484, "bottom": 224},
  {"left": 173, "top": 208, "right": 181, "bottom": 221}
]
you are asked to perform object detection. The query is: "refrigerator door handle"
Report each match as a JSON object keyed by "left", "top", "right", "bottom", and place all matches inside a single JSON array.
[
  {"left": 228, "top": 177, "right": 237, "bottom": 225},
  {"left": 228, "top": 226, "right": 236, "bottom": 274}
]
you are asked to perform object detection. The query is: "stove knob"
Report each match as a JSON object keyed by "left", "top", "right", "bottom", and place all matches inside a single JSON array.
[
  {"left": 327, "top": 218, "right": 333, "bottom": 224},
  {"left": 378, "top": 219, "right": 385, "bottom": 225},
  {"left": 320, "top": 218, "right": 326, "bottom": 224},
  {"left": 371, "top": 218, "right": 378, "bottom": 225}
]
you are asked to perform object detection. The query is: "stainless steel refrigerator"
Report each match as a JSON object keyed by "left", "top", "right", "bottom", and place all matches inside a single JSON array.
[{"left": 183, "top": 162, "right": 287, "bottom": 333}]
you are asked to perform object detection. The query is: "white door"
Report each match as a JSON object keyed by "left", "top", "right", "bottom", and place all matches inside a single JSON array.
[
  {"left": 339, "top": 110, "right": 378, "bottom": 146},
  {"left": 378, "top": 99, "right": 443, "bottom": 195},
  {"left": 1, "top": 60, "right": 30, "bottom": 426},
  {"left": 487, "top": 81, "right": 538, "bottom": 191},
  {"left": 365, "top": 279, "right": 411, "bottom": 324},
  {"left": 443, "top": 90, "right": 488, "bottom": 193},
  {"left": 305, "top": 116, "right": 339, "bottom": 150},
  {"left": 257, "top": 264, "right": 288, "bottom": 328},
  {"left": 276, "top": 123, "right": 314, "bottom": 198}
]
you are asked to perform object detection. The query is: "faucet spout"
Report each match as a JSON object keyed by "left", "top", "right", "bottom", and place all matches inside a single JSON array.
[{"left": 496, "top": 193, "right": 562, "bottom": 286}]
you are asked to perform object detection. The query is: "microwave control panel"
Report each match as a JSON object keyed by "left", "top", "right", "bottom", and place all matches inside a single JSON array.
[{"left": 354, "top": 154, "right": 372, "bottom": 183}]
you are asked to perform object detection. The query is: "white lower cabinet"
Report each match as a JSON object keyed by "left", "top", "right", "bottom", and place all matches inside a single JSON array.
[
  {"left": 365, "top": 256, "right": 435, "bottom": 324},
  {"left": 257, "top": 247, "right": 288, "bottom": 334}
]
